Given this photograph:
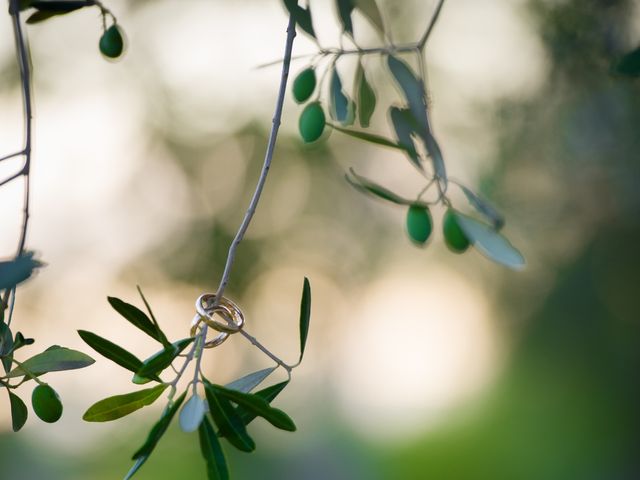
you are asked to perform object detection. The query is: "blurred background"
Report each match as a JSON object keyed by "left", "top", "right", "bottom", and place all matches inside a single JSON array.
[{"left": 0, "top": 0, "right": 639, "bottom": 478}]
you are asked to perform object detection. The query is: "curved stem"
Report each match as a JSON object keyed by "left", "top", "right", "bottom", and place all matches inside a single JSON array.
[
  {"left": 418, "top": 0, "right": 446, "bottom": 51},
  {"left": 213, "top": 15, "right": 297, "bottom": 303}
]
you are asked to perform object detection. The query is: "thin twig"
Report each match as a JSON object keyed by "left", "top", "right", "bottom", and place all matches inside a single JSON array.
[
  {"left": 239, "top": 329, "right": 292, "bottom": 373},
  {"left": 0, "top": 151, "right": 23, "bottom": 162},
  {"left": 418, "top": 0, "right": 446, "bottom": 51},
  {"left": 213, "top": 15, "right": 296, "bottom": 303}
]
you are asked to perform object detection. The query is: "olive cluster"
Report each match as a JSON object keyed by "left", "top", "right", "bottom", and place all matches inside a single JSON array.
[{"left": 406, "top": 206, "right": 469, "bottom": 253}]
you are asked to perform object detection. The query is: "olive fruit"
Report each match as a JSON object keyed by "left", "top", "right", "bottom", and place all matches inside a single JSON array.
[
  {"left": 292, "top": 68, "right": 317, "bottom": 103},
  {"left": 443, "top": 209, "right": 470, "bottom": 253},
  {"left": 406, "top": 204, "right": 433, "bottom": 245},
  {"left": 99, "top": 25, "right": 124, "bottom": 59},
  {"left": 299, "top": 102, "right": 325, "bottom": 143},
  {"left": 32, "top": 384, "right": 63, "bottom": 423}
]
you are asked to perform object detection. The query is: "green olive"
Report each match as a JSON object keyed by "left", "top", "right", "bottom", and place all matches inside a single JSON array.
[
  {"left": 443, "top": 209, "right": 470, "bottom": 253},
  {"left": 299, "top": 102, "right": 326, "bottom": 143},
  {"left": 99, "top": 25, "right": 124, "bottom": 59},
  {"left": 32, "top": 384, "right": 63, "bottom": 423},
  {"left": 292, "top": 68, "right": 317, "bottom": 103},
  {"left": 406, "top": 204, "right": 433, "bottom": 245}
]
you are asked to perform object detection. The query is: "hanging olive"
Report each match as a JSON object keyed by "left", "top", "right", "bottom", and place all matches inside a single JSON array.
[
  {"left": 292, "top": 68, "right": 317, "bottom": 103},
  {"left": 99, "top": 25, "right": 124, "bottom": 59},
  {"left": 299, "top": 102, "right": 325, "bottom": 143},
  {"left": 32, "top": 384, "right": 63, "bottom": 423},
  {"left": 443, "top": 209, "right": 470, "bottom": 253},
  {"left": 406, "top": 204, "right": 433, "bottom": 245}
]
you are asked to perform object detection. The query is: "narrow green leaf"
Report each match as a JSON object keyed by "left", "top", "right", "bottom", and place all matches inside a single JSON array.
[
  {"left": 336, "top": 0, "right": 354, "bottom": 36},
  {"left": 124, "top": 457, "right": 147, "bottom": 480},
  {"left": 78, "top": 330, "right": 143, "bottom": 374},
  {"left": 8, "top": 391, "right": 28, "bottom": 432},
  {"left": 26, "top": 10, "right": 62, "bottom": 23},
  {"left": 353, "top": 0, "right": 385, "bottom": 33},
  {"left": 132, "top": 391, "right": 187, "bottom": 460},
  {"left": 204, "top": 380, "right": 255, "bottom": 452},
  {"left": 346, "top": 168, "right": 416, "bottom": 205},
  {"left": 236, "top": 381, "right": 290, "bottom": 426},
  {"left": 179, "top": 394, "right": 207, "bottom": 433},
  {"left": 454, "top": 213, "right": 525, "bottom": 269},
  {"left": 83, "top": 385, "right": 167, "bottom": 422},
  {"left": 212, "top": 384, "right": 296, "bottom": 432},
  {"left": 387, "top": 56, "right": 447, "bottom": 182},
  {"left": 107, "top": 297, "right": 169, "bottom": 346},
  {"left": 225, "top": 367, "right": 276, "bottom": 394},
  {"left": 136, "top": 338, "right": 194, "bottom": 379},
  {"left": 456, "top": 183, "right": 505, "bottom": 230},
  {"left": 330, "top": 68, "right": 350, "bottom": 124},
  {"left": 199, "top": 416, "right": 229, "bottom": 480},
  {"left": 136, "top": 286, "right": 169, "bottom": 347},
  {"left": 0, "top": 252, "right": 44, "bottom": 290},
  {"left": 31, "top": 1, "right": 94, "bottom": 12},
  {"left": 389, "top": 107, "right": 422, "bottom": 170},
  {"left": 12, "top": 332, "right": 34, "bottom": 352},
  {"left": 298, "top": 277, "right": 311, "bottom": 362},
  {"left": 282, "top": 0, "right": 316, "bottom": 38},
  {"left": 0, "top": 323, "right": 13, "bottom": 356},
  {"left": 5, "top": 346, "right": 94, "bottom": 379},
  {"left": 355, "top": 60, "right": 377, "bottom": 127},
  {"left": 330, "top": 124, "right": 401, "bottom": 149}
]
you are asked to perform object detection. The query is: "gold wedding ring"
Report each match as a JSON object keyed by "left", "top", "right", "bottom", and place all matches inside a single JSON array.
[{"left": 190, "top": 293, "right": 245, "bottom": 349}]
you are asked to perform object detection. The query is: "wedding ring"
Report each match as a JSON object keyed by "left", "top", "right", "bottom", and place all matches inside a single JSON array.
[{"left": 195, "top": 294, "right": 245, "bottom": 334}]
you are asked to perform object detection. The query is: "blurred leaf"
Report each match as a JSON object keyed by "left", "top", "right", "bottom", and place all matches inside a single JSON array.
[
  {"left": 336, "top": 0, "right": 354, "bottom": 36},
  {"left": 8, "top": 391, "right": 27, "bottom": 432},
  {"left": 0, "top": 322, "right": 13, "bottom": 356},
  {"left": 456, "top": 183, "right": 505, "bottom": 230},
  {"left": 614, "top": 46, "right": 640, "bottom": 77},
  {"left": 12, "top": 332, "right": 34, "bottom": 351},
  {"left": 199, "top": 416, "right": 229, "bottom": 480},
  {"left": 136, "top": 338, "right": 193, "bottom": 379},
  {"left": 387, "top": 56, "right": 448, "bottom": 182},
  {"left": 389, "top": 106, "right": 422, "bottom": 170},
  {"left": 107, "top": 297, "right": 170, "bottom": 346},
  {"left": 353, "top": 0, "right": 385, "bottom": 32},
  {"left": 331, "top": 124, "right": 401, "bottom": 149},
  {"left": 26, "top": 10, "right": 61, "bottom": 23},
  {"left": 346, "top": 168, "right": 419, "bottom": 206},
  {"left": 179, "top": 394, "right": 207, "bottom": 433},
  {"left": 78, "top": 330, "right": 144, "bottom": 374},
  {"left": 298, "top": 277, "right": 311, "bottom": 362},
  {"left": 355, "top": 60, "right": 377, "bottom": 127},
  {"left": 31, "top": 1, "right": 94, "bottom": 12},
  {"left": 204, "top": 379, "right": 255, "bottom": 452},
  {"left": 236, "top": 381, "right": 290, "bottom": 426},
  {"left": 5, "top": 346, "right": 94, "bottom": 378},
  {"left": 212, "top": 384, "right": 296, "bottom": 432},
  {"left": 330, "top": 68, "right": 350, "bottom": 124},
  {"left": 128, "top": 391, "right": 186, "bottom": 478},
  {"left": 455, "top": 213, "right": 525, "bottom": 269},
  {"left": 225, "top": 367, "right": 276, "bottom": 394},
  {"left": 0, "top": 252, "right": 44, "bottom": 290},
  {"left": 282, "top": 0, "right": 316, "bottom": 38},
  {"left": 83, "top": 385, "right": 167, "bottom": 422}
]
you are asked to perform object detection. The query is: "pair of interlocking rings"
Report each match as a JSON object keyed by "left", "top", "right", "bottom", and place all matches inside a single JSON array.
[{"left": 190, "top": 294, "right": 245, "bottom": 348}]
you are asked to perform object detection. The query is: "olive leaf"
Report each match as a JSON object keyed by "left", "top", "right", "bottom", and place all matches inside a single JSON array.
[
  {"left": 455, "top": 182, "right": 505, "bottom": 230},
  {"left": 298, "top": 277, "right": 311, "bottom": 363},
  {"left": 355, "top": 60, "right": 377, "bottom": 127},
  {"left": 204, "top": 379, "right": 255, "bottom": 452},
  {"left": 136, "top": 337, "right": 194, "bottom": 379},
  {"left": 454, "top": 213, "right": 525, "bottom": 269},
  {"left": 346, "top": 168, "right": 421, "bottom": 206},
  {"left": 336, "top": 0, "right": 354, "bottom": 36},
  {"left": 83, "top": 385, "right": 168, "bottom": 422},
  {"left": 78, "top": 330, "right": 143, "bottom": 374},
  {"left": 330, "top": 124, "right": 402, "bottom": 150},
  {"left": 0, "top": 252, "right": 44, "bottom": 290},
  {"left": 225, "top": 367, "right": 277, "bottom": 394},
  {"left": 199, "top": 417, "right": 229, "bottom": 480},
  {"left": 235, "top": 381, "right": 290, "bottom": 426},
  {"left": 4, "top": 346, "right": 94, "bottom": 379},
  {"left": 179, "top": 394, "right": 207, "bottom": 433},
  {"left": 8, "top": 391, "right": 28, "bottom": 432},
  {"left": 282, "top": 0, "right": 316, "bottom": 38},
  {"left": 330, "top": 68, "right": 350, "bottom": 125},
  {"left": 107, "top": 296, "right": 170, "bottom": 347}
]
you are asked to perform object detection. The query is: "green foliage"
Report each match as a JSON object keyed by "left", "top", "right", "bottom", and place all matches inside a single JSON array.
[
  {"left": 199, "top": 417, "right": 229, "bottom": 480},
  {"left": 108, "top": 296, "right": 170, "bottom": 346},
  {"left": 31, "top": 384, "right": 63, "bottom": 423},
  {"left": 282, "top": 0, "right": 316, "bottom": 38},
  {"left": 83, "top": 385, "right": 168, "bottom": 422},
  {"left": 78, "top": 330, "right": 144, "bottom": 374},
  {"left": 355, "top": 60, "right": 376, "bottom": 127},
  {"left": 0, "top": 252, "right": 43, "bottom": 290},
  {"left": 179, "top": 394, "right": 207, "bottom": 433},
  {"left": 8, "top": 390, "right": 28, "bottom": 432},
  {"left": 298, "top": 277, "right": 311, "bottom": 363},
  {"left": 225, "top": 367, "right": 276, "bottom": 393},
  {"left": 5, "top": 346, "right": 94, "bottom": 379}
]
